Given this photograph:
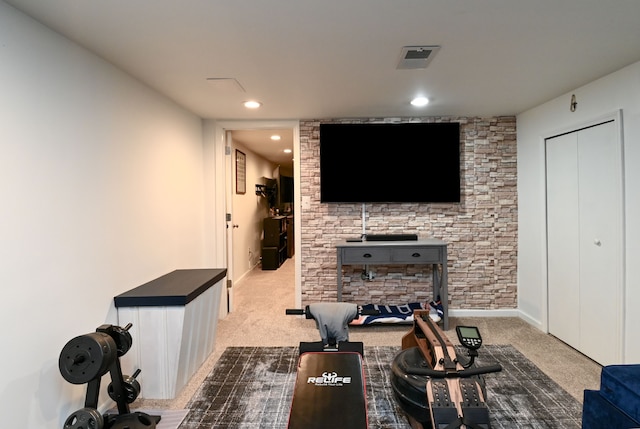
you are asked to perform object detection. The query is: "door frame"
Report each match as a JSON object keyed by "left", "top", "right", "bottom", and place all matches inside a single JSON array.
[
  {"left": 542, "top": 110, "right": 625, "bottom": 359},
  {"left": 213, "top": 120, "right": 302, "bottom": 311},
  {"left": 224, "top": 130, "right": 235, "bottom": 311}
]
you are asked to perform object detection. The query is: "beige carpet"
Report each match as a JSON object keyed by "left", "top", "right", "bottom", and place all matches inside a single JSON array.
[{"left": 135, "top": 256, "right": 602, "bottom": 412}]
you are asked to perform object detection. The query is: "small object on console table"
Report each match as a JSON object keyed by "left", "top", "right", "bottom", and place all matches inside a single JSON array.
[{"left": 364, "top": 234, "right": 418, "bottom": 241}]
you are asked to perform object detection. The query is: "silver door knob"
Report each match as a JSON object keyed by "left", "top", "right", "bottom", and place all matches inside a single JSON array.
[{"left": 594, "top": 239, "right": 601, "bottom": 246}]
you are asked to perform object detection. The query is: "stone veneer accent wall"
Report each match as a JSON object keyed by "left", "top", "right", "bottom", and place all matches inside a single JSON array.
[{"left": 299, "top": 117, "right": 517, "bottom": 310}]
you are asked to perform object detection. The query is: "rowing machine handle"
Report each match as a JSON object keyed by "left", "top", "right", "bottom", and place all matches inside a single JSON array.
[
  {"left": 285, "top": 306, "right": 314, "bottom": 319},
  {"left": 459, "top": 364, "right": 503, "bottom": 377},
  {"left": 285, "top": 305, "right": 380, "bottom": 317},
  {"left": 403, "top": 363, "right": 503, "bottom": 378}
]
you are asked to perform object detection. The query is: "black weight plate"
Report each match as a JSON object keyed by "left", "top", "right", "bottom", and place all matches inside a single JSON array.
[
  {"left": 107, "top": 375, "right": 141, "bottom": 403},
  {"left": 111, "top": 326, "right": 133, "bottom": 356},
  {"left": 64, "top": 407, "right": 104, "bottom": 429},
  {"left": 59, "top": 332, "right": 116, "bottom": 384},
  {"left": 105, "top": 412, "right": 160, "bottom": 429}
]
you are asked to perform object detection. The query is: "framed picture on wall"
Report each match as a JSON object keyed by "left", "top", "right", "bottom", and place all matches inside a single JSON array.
[{"left": 236, "top": 149, "right": 246, "bottom": 194}]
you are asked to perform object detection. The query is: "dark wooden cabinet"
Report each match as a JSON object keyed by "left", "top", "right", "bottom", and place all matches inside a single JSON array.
[
  {"left": 262, "top": 216, "right": 288, "bottom": 270},
  {"left": 286, "top": 215, "right": 294, "bottom": 258}
]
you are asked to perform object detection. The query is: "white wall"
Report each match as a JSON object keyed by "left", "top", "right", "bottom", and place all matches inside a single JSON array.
[
  {"left": 517, "top": 60, "right": 640, "bottom": 362},
  {"left": 0, "top": 3, "right": 210, "bottom": 427}
]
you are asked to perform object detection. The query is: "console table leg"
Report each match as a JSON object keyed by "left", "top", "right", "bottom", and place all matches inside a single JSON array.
[
  {"left": 441, "top": 264, "right": 448, "bottom": 330},
  {"left": 337, "top": 260, "right": 343, "bottom": 301},
  {"left": 431, "top": 264, "right": 448, "bottom": 330}
]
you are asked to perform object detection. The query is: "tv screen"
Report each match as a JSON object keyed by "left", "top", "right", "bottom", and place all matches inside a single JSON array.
[{"left": 319, "top": 122, "right": 461, "bottom": 203}]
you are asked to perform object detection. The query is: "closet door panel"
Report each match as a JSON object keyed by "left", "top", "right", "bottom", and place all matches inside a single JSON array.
[
  {"left": 577, "top": 121, "right": 621, "bottom": 365},
  {"left": 546, "top": 132, "right": 581, "bottom": 350}
]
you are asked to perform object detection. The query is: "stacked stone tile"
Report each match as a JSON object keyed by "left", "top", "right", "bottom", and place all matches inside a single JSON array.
[{"left": 299, "top": 117, "right": 517, "bottom": 310}]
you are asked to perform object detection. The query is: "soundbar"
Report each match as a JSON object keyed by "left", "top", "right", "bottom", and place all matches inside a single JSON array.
[{"left": 365, "top": 234, "right": 418, "bottom": 242}]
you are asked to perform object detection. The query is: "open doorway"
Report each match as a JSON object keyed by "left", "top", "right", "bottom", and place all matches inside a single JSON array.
[
  {"left": 229, "top": 128, "right": 294, "bottom": 278},
  {"left": 213, "top": 120, "right": 301, "bottom": 313}
]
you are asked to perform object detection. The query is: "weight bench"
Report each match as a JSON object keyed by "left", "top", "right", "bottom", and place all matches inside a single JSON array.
[
  {"left": 285, "top": 303, "right": 374, "bottom": 429},
  {"left": 288, "top": 351, "right": 367, "bottom": 428}
]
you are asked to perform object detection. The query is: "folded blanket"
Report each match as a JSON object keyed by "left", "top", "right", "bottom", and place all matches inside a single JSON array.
[{"left": 350, "top": 302, "right": 425, "bottom": 325}]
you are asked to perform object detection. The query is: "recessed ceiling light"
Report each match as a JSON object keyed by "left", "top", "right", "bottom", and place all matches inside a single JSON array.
[
  {"left": 411, "top": 97, "right": 429, "bottom": 107},
  {"left": 243, "top": 100, "right": 262, "bottom": 109},
  {"left": 271, "top": 135, "right": 281, "bottom": 141},
  {"left": 284, "top": 149, "right": 292, "bottom": 154}
]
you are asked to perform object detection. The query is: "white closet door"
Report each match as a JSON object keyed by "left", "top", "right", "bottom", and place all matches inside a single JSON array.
[
  {"left": 546, "top": 120, "right": 622, "bottom": 366},
  {"left": 546, "top": 132, "right": 581, "bottom": 350},
  {"left": 576, "top": 121, "right": 622, "bottom": 365}
]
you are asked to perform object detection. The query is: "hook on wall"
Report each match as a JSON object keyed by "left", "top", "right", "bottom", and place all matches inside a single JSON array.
[{"left": 570, "top": 94, "right": 578, "bottom": 112}]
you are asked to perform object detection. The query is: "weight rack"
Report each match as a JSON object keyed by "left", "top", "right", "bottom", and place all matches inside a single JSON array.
[{"left": 58, "top": 323, "right": 160, "bottom": 429}]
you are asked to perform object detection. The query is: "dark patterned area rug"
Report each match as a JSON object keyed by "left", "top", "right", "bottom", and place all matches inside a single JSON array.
[{"left": 179, "top": 345, "right": 582, "bottom": 429}]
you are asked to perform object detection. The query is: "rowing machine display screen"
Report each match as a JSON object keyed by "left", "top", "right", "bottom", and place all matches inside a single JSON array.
[{"left": 456, "top": 326, "right": 483, "bottom": 350}]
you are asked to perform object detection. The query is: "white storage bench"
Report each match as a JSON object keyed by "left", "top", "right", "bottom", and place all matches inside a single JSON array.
[{"left": 114, "top": 268, "right": 226, "bottom": 399}]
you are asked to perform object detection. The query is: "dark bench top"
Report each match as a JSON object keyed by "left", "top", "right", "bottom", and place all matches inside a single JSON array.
[{"left": 114, "top": 268, "right": 227, "bottom": 307}]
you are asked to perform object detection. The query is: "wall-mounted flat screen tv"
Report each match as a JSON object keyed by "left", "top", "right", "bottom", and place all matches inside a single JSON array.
[{"left": 319, "top": 122, "right": 461, "bottom": 203}]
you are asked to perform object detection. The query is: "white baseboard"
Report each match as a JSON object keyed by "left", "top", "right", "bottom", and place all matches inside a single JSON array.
[
  {"left": 448, "top": 308, "right": 547, "bottom": 333},
  {"left": 448, "top": 308, "right": 521, "bottom": 318},
  {"left": 514, "top": 310, "right": 545, "bottom": 331}
]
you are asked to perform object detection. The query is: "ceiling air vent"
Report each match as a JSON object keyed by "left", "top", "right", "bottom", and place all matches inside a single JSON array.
[
  {"left": 205, "top": 77, "right": 246, "bottom": 92},
  {"left": 397, "top": 46, "right": 440, "bottom": 70}
]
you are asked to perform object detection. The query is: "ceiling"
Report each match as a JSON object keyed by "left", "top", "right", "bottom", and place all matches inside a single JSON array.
[
  {"left": 230, "top": 128, "right": 294, "bottom": 169},
  {"left": 5, "top": 0, "right": 640, "bottom": 168}
]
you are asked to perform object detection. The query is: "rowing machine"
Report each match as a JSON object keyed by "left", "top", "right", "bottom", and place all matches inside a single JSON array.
[{"left": 391, "top": 309, "right": 502, "bottom": 429}]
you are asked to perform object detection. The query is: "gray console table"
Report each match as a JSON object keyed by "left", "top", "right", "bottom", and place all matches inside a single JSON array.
[{"left": 336, "top": 239, "right": 448, "bottom": 329}]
